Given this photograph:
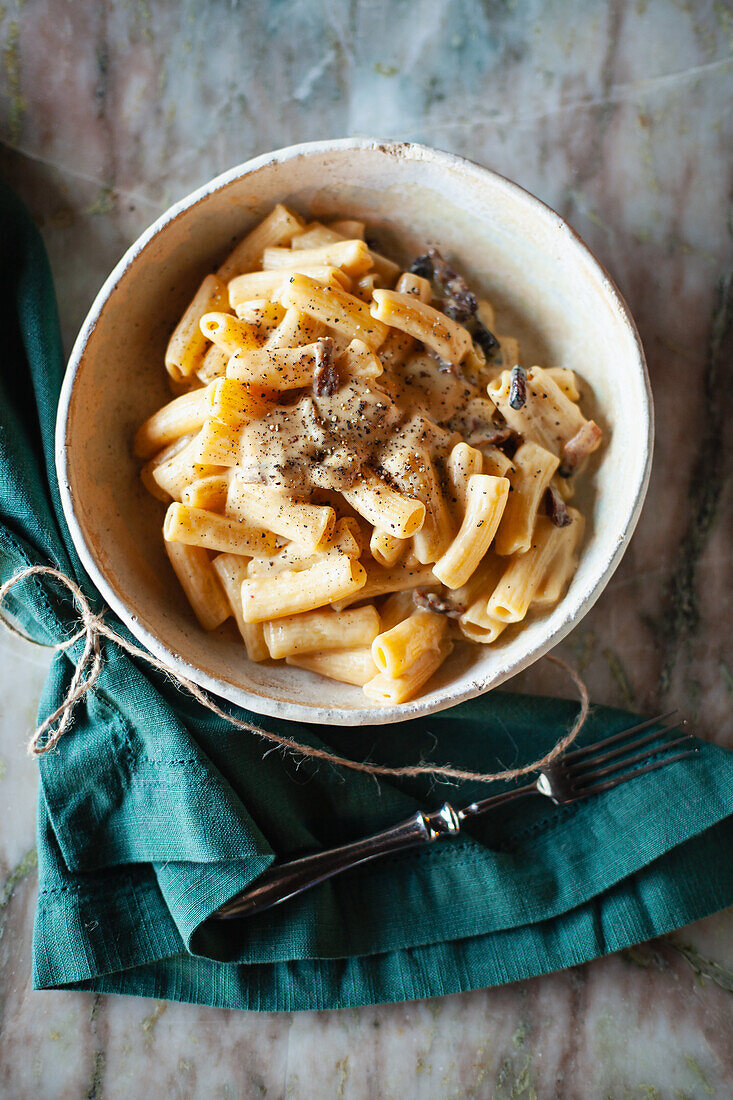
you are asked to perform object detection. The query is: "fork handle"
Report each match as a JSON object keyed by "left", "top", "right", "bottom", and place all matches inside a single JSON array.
[{"left": 215, "top": 802, "right": 462, "bottom": 919}]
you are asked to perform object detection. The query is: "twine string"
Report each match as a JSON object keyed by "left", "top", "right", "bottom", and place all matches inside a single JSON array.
[{"left": 0, "top": 565, "right": 589, "bottom": 782}]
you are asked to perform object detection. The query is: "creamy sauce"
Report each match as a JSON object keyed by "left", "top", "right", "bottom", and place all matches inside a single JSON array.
[{"left": 237, "top": 348, "right": 500, "bottom": 499}]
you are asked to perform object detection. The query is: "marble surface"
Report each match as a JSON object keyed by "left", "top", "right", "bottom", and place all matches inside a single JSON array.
[{"left": 1, "top": 0, "right": 732, "bottom": 1096}]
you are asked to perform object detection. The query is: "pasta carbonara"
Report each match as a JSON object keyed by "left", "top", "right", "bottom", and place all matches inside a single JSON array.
[{"left": 135, "top": 205, "right": 602, "bottom": 705}]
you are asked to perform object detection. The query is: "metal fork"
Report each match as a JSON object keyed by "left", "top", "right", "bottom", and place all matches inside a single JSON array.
[{"left": 215, "top": 712, "right": 695, "bottom": 919}]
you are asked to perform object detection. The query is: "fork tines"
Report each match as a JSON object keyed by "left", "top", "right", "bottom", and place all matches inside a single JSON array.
[
  {"left": 566, "top": 710, "right": 679, "bottom": 763},
  {"left": 571, "top": 748, "right": 697, "bottom": 797},
  {"left": 564, "top": 709, "right": 697, "bottom": 797}
]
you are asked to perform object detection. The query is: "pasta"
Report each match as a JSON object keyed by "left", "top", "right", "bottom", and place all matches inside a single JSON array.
[
  {"left": 287, "top": 647, "right": 378, "bottom": 686},
  {"left": 240, "top": 552, "right": 367, "bottom": 622},
  {"left": 139, "top": 206, "right": 603, "bottom": 704},
  {"left": 372, "top": 609, "right": 448, "bottom": 678},
  {"left": 211, "top": 553, "right": 270, "bottom": 662},
  {"left": 494, "top": 442, "right": 559, "bottom": 556},
  {"left": 265, "top": 605, "right": 380, "bottom": 659},
  {"left": 165, "top": 275, "right": 228, "bottom": 382},
  {"left": 134, "top": 385, "right": 214, "bottom": 460},
  {"left": 433, "top": 475, "right": 510, "bottom": 589},
  {"left": 164, "top": 541, "right": 230, "bottom": 631}
]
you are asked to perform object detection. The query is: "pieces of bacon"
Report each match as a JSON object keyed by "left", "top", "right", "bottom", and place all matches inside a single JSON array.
[
  {"left": 560, "top": 420, "right": 602, "bottom": 474},
  {"left": 312, "top": 337, "right": 340, "bottom": 397}
]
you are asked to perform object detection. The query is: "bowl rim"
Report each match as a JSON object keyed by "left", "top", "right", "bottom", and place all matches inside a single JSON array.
[{"left": 55, "top": 136, "right": 653, "bottom": 726}]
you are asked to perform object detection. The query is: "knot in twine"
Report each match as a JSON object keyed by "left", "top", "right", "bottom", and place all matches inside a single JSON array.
[{"left": 0, "top": 564, "right": 589, "bottom": 783}]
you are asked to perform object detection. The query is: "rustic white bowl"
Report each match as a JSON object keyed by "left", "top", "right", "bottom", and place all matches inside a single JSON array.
[{"left": 56, "top": 138, "right": 652, "bottom": 726}]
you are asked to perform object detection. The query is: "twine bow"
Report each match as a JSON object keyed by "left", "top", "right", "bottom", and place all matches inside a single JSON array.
[{"left": 0, "top": 564, "right": 589, "bottom": 782}]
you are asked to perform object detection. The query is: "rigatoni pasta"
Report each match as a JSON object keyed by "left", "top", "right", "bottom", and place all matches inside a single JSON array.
[{"left": 139, "top": 206, "right": 603, "bottom": 705}]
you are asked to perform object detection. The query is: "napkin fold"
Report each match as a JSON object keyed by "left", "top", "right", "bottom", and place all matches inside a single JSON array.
[{"left": 2, "top": 180, "right": 732, "bottom": 1012}]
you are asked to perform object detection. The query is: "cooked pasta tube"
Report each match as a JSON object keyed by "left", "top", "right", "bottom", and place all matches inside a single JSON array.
[
  {"left": 141, "top": 434, "right": 195, "bottom": 501},
  {"left": 374, "top": 270, "right": 433, "bottom": 369},
  {"left": 287, "top": 220, "right": 395, "bottom": 281},
  {"left": 196, "top": 343, "right": 230, "bottom": 384},
  {"left": 368, "top": 249, "right": 401, "bottom": 286},
  {"left": 343, "top": 471, "right": 425, "bottom": 539},
  {"left": 379, "top": 443, "right": 452, "bottom": 563},
  {"left": 211, "top": 553, "right": 269, "bottom": 661},
  {"left": 457, "top": 563, "right": 508, "bottom": 642},
  {"left": 164, "top": 540, "right": 230, "bottom": 631},
  {"left": 328, "top": 219, "right": 365, "bottom": 240},
  {"left": 480, "top": 444, "right": 514, "bottom": 478},
  {"left": 234, "top": 298, "right": 286, "bottom": 334},
  {"left": 265, "top": 308, "right": 325, "bottom": 349},
  {"left": 379, "top": 272, "right": 433, "bottom": 371},
  {"left": 217, "top": 203, "right": 304, "bottom": 281},
  {"left": 455, "top": 553, "right": 510, "bottom": 644},
  {"left": 370, "top": 289, "right": 473, "bottom": 364},
  {"left": 354, "top": 273, "right": 377, "bottom": 301},
  {"left": 181, "top": 473, "right": 230, "bottom": 512},
  {"left": 247, "top": 518, "right": 361, "bottom": 576},
  {"left": 278, "top": 274, "right": 389, "bottom": 350},
  {"left": 433, "top": 475, "right": 510, "bottom": 589},
  {"left": 227, "top": 478, "right": 335, "bottom": 550},
  {"left": 459, "top": 616, "right": 506, "bottom": 644},
  {"left": 411, "top": 470, "right": 453, "bottom": 565},
  {"left": 532, "top": 509, "right": 584, "bottom": 608},
  {"left": 488, "top": 366, "right": 598, "bottom": 459},
  {"left": 443, "top": 555, "right": 498, "bottom": 610},
  {"left": 226, "top": 343, "right": 320, "bottom": 388},
  {"left": 487, "top": 517, "right": 570, "bottom": 623},
  {"left": 396, "top": 272, "right": 433, "bottom": 300},
  {"left": 338, "top": 339, "right": 383, "bottom": 380},
  {"left": 263, "top": 239, "right": 373, "bottom": 277},
  {"left": 192, "top": 419, "right": 242, "bottom": 466},
  {"left": 377, "top": 590, "right": 416, "bottom": 632},
  {"left": 140, "top": 464, "right": 173, "bottom": 504},
  {"left": 545, "top": 367, "right": 580, "bottom": 402},
  {"left": 370, "top": 528, "right": 406, "bottom": 567},
  {"left": 165, "top": 274, "right": 228, "bottom": 382},
  {"left": 209, "top": 377, "right": 271, "bottom": 427},
  {"left": 134, "top": 385, "right": 214, "bottom": 459},
  {"left": 372, "top": 609, "right": 448, "bottom": 677},
  {"left": 286, "top": 647, "right": 378, "bottom": 686},
  {"left": 228, "top": 266, "right": 350, "bottom": 307},
  {"left": 150, "top": 432, "right": 223, "bottom": 500},
  {"left": 264, "top": 605, "right": 380, "bottom": 659},
  {"left": 240, "top": 552, "right": 367, "bottom": 622},
  {"left": 290, "top": 223, "right": 344, "bottom": 249},
  {"left": 199, "top": 312, "right": 260, "bottom": 357},
  {"left": 446, "top": 442, "right": 484, "bottom": 511},
  {"left": 332, "top": 561, "right": 435, "bottom": 610},
  {"left": 494, "top": 441, "right": 559, "bottom": 556},
  {"left": 363, "top": 638, "right": 453, "bottom": 706},
  {"left": 334, "top": 516, "right": 364, "bottom": 551},
  {"left": 164, "top": 502, "right": 277, "bottom": 557}
]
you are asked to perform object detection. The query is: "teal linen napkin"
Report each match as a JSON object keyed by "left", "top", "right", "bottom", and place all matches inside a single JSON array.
[{"left": 3, "top": 180, "right": 733, "bottom": 1012}]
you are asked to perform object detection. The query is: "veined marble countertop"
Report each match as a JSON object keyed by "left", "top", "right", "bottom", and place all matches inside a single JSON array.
[{"left": 1, "top": 1, "right": 731, "bottom": 1097}]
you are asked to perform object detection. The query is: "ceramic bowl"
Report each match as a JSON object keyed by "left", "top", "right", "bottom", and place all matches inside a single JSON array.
[{"left": 56, "top": 138, "right": 652, "bottom": 725}]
